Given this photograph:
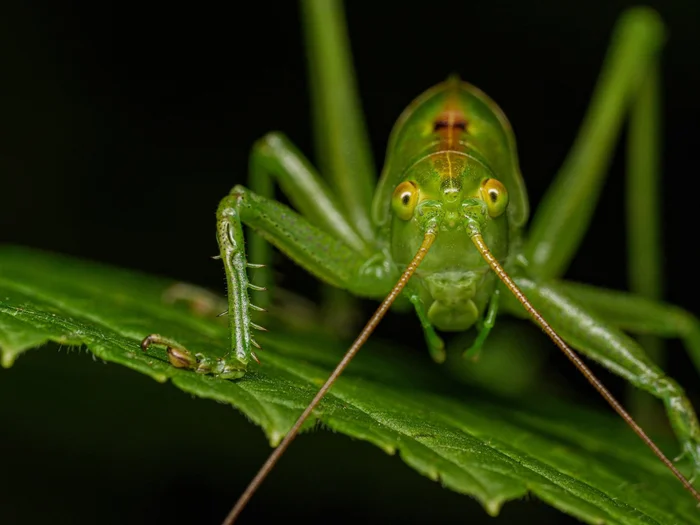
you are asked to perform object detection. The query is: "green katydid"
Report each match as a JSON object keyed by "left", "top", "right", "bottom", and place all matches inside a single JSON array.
[{"left": 140, "top": 0, "right": 700, "bottom": 521}]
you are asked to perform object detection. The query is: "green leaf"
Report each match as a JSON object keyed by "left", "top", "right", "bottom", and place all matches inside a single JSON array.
[{"left": 0, "top": 245, "right": 697, "bottom": 525}]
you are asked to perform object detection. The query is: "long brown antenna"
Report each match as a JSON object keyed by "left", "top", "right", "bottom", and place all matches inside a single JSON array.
[
  {"left": 471, "top": 232, "right": 700, "bottom": 503},
  {"left": 222, "top": 230, "right": 437, "bottom": 524}
]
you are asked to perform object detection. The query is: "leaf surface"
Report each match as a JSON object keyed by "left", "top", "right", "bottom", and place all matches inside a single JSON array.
[{"left": 1, "top": 245, "right": 697, "bottom": 525}]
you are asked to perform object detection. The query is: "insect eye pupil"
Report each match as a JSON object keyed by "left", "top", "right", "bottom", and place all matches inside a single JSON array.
[
  {"left": 488, "top": 189, "right": 498, "bottom": 202},
  {"left": 401, "top": 193, "right": 411, "bottom": 205}
]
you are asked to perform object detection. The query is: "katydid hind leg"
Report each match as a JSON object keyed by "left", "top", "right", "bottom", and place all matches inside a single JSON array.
[
  {"left": 247, "top": 133, "right": 363, "bottom": 331},
  {"left": 302, "top": 0, "right": 378, "bottom": 337},
  {"left": 467, "top": 232, "right": 700, "bottom": 500},
  {"left": 513, "top": 8, "right": 670, "bottom": 418},
  {"left": 301, "top": 0, "right": 376, "bottom": 245},
  {"left": 517, "top": 6, "right": 687, "bottom": 475},
  {"left": 247, "top": 149, "right": 275, "bottom": 311},
  {"left": 248, "top": 131, "right": 369, "bottom": 254},
  {"left": 559, "top": 281, "right": 700, "bottom": 382},
  {"left": 506, "top": 277, "right": 700, "bottom": 479},
  {"left": 625, "top": 59, "right": 664, "bottom": 422},
  {"left": 524, "top": 8, "right": 665, "bottom": 280}
]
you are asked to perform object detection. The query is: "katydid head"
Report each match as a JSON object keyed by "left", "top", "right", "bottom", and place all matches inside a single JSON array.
[
  {"left": 387, "top": 159, "right": 512, "bottom": 332},
  {"left": 389, "top": 154, "right": 510, "bottom": 258}
]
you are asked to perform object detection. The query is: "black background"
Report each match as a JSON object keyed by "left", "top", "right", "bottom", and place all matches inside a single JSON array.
[{"left": 2, "top": 1, "right": 700, "bottom": 524}]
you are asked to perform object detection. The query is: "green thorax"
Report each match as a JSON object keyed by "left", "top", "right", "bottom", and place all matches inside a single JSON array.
[{"left": 372, "top": 76, "right": 529, "bottom": 332}]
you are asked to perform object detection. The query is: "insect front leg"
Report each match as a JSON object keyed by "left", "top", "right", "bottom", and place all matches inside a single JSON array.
[
  {"left": 142, "top": 199, "right": 267, "bottom": 379},
  {"left": 506, "top": 277, "right": 700, "bottom": 477},
  {"left": 462, "top": 290, "right": 500, "bottom": 361},
  {"left": 406, "top": 284, "right": 446, "bottom": 364}
]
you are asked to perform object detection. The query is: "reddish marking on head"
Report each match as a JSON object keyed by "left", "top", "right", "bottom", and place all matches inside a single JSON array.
[
  {"left": 434, "top": 119, "right": 466, "bottom": 132},
  {"left": 433, "top": 104, "right": 468, "bottom": 150}
]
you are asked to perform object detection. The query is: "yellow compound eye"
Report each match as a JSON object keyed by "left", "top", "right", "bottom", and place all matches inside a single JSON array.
[
  {"left": 392, "top": 181, "right": 419, "bottom": 221},
  {"left": 480, "top": 178, "right": 509, "bottom": 217}
]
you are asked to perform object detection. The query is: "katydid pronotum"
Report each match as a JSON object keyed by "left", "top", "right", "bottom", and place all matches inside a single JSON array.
[{"left": 140, "top": 0, "right": 700, "bottom": 521}]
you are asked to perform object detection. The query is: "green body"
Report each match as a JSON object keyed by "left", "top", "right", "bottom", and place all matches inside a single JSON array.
[
  {"left": 142, "top": 0, "right": 700, "bottom": 503},
  {"left": 376, "top": 78, "right": 525, "bottom": 332}
]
